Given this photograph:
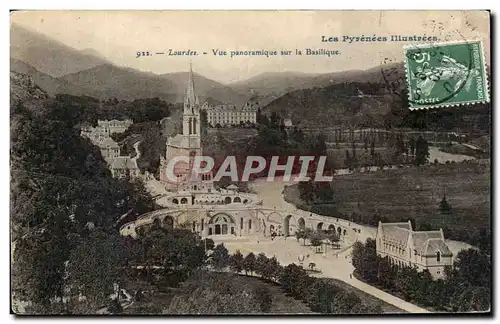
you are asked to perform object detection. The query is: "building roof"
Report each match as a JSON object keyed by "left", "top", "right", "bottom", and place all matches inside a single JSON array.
[
  {"left": 206, "top": 104, "right": 258, "bottom": 113},
  {"left": 167, "top": 134, "right": 201, "bottom": 149},
  {"left": 423, "top": 238, "right": 453, "bottom": 256},
  {"left": 111, "top": 156, "right": 138, "bottom": 170},
  {"left": 378, "top": 221, "right": 453, "bottom": 257},
  {"left": 411, "top": 231, "right": 443, "bottom": 251},
  {"left": 98, "top": 137, "right": 120, "bottom": 149},
  {"left": 98, "top": 119, "right": 133, "bottom": 126},
  {"left": 380, "top": 222, "right": 412, "bottom": 245}
]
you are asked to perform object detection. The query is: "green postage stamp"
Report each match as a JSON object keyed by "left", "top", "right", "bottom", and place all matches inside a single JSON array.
[{"left": 404, "top": 40, "right": 490, "bottom": 110}]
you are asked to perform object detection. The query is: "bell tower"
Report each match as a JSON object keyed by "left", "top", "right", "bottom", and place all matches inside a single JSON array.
[{"left": 182, "top": 62, "right": 201, "bottom": 137}]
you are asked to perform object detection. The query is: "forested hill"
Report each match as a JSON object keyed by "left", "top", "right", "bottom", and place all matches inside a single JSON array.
[
  {"left": 11, "top": 74, "right": 155, "bottom": 312},
  {"left": 262, "top": 80, "right": 491, "bottom": 133},
  {"left": 262, "top": 82, "right": 393, "bottom": 128}
]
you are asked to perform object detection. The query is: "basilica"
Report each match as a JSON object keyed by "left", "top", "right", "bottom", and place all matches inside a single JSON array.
[{"left": 158, "top": 64, "right": 212, "bottom": 191}]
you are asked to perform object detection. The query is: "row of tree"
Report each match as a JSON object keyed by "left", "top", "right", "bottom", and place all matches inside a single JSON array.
[
  {"left": 352, "top": 239, "right": 491, "bottom": 312},
  {"left": 208, "top": 244, "right": 383, "bottom": 314},
  {"left": 98, "top": 97, "right": 174, "bottom": 124},
  {"left": 293, "top": 228, "right": 341, "bottom": 250}
]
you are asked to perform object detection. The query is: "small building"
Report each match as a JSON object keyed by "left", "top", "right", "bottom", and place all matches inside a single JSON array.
[
  {"left": 110, "top": 156, "right": 140, "bottom": 179},
  {"left": 97, "top": 137, "right": 120, "bottom": 164},
  {"left": 375, "top": 221, "right": 453, "bottom": 279}
]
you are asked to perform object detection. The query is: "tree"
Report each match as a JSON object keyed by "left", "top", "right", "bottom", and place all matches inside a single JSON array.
[
  {"left": 253, "top": 286, "right": 273, "bottom": 312},
  {"left": 439, "top": 194, "right": 452, "bottom": 215},
  {"left": 344, "top": 150, "right": 352, "bottom": 170},
  {"left": 453, "top": 249, "right": 491, "bottom": 288},
  {"left": 243, "top": 252, "right": 257, "bottom": 275},
  {"left": 315, "top": 133, "right": 327, "bottom": 156},
  {"left": 298, "top": 180, "right": 315, "bottom": 203},
  {"left": 210, "top": 243, "right": 230, "bottom": 271},
  {"left": 409, "top": 137, "right": 416, "bottom": 155},
  {"left": 278, "top": 264, "right": 311, "bottom": 299},
  {"left": 314, "top": 182, "right": 334, "bottom": 203},
  {"left": 255, "top": 253, "right": 269, "bottom": 278},
  {"left": 303, "top": 228, "right": 313, "bottom": 245},
  {"left": 10, "top": 96, "right": 155, "bottom": 314},
  {"left": 256, "top": 108, "right": 262, "bottom": 124},
  {"left": 67, "top": 230, "right": 123, "bottom": 313},
  {"left": 327, "top": 231, "right": 340, "bottom": 248},
  {"left": 204, "top": 238, "right": 215, "bottom": 251},
  {"left": 414, "top": 136, "right": 429, "bottom": 166},
  {"left": 310, "top": 232, "right": 323, "bottom": 252},
  {"left": 264, "top": 256, "right": 281, "bottom": 281},
  {"left": 351, "top": 239, "right": 380, "bottom": 283},
  {"left": 295, "top": 229, "right": 310, "bottom": 246},
  {"left": 229, "top": 250, "right": 244, "bottom": 273}
]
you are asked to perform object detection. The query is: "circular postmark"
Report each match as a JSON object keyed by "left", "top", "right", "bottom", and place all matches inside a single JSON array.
[{"left": 380, "top": 27, "right": 476, "bottom": 108}]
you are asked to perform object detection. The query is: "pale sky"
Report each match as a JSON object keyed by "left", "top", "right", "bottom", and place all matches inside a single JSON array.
[{"left": 11, "top": 10, "right": 490, "bottom": 84}]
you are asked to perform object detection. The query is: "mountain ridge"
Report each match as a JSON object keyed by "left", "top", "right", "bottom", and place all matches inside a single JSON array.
[{"left": 10, "top": 23, "right": 110, "bottom": 77}]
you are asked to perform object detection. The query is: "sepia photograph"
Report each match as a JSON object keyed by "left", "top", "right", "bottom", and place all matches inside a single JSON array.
[{"left": 9, "top": 10, "right": 492, "bottom": 315}]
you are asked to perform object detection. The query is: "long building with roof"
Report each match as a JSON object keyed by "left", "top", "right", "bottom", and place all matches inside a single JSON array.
[
  {"left": 204, "top": 102, "right": 258, "bottom": 127},
  {"left": 375, "top": 220, "right": 453, "bottom": 279}
]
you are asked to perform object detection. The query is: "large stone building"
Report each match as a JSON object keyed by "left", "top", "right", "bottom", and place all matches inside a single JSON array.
[
  {"left": 375, "top": 221, "right": 453, "bottom": 279},
  {"left": 205, "top": 102, "right": 258, "bottom": 127},
  {"left": 81, "top": 119, "right": 133, "bottom": 139},
  {"left": 159, "top": 64, "right": 212, "bottom": 190},
  {"left": 97, "top": 119, "right": 133, "bottom": 135}
]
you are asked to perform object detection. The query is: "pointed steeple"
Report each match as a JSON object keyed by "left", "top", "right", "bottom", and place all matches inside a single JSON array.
[{"left": 185, "top": 61, "right": 198, "bottom": 107}]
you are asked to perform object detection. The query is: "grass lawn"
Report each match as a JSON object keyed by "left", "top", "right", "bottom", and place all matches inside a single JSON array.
[
  {"left": 286, "top": 161, "right": 490, "bottom": 237},
  {"left": 122, "top": 272, "right": 405, "bottom": 314},
  {"left": 320, "top": 278, "right": 406, "bottom": 314},
  {"left": 123, "top": 272, "right": 313, "bottom": 314}
]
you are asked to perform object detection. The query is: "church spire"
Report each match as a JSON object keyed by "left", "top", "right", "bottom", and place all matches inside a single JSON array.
[{"left": 185, "top": 61, "right": 198, "bottom": 107}]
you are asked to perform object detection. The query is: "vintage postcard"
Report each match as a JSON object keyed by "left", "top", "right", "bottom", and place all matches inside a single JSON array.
[{"left": 10, "top": 10, "right": 491, "bottom": 315}]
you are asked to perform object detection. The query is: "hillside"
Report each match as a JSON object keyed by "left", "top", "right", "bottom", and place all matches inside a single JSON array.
[
  {"left": 231, "top": 64, "right": 402, "bottom": 99},
  {"left": 10, "top": 58, "right": 72, "bottom": 96},
  {"left": 10, "top": 23, "right": 109, "bottom": 77},
  {"left": 231, "top": 71, "right": 320, "bottom": 98},
  {"left": 10, "top": 71, "right": 49, "bottom": 102},
  {"left": 10, "top": 60, "right": 248, "bottom": 104},
  {"left": 161, "top": 72, "right": 250, "bottom": 105},
  {"left": 57, "top": 64, "right": 178, "bottom": 102},
  {"left": 262, "top": 82, "right": 393, "bottom": 127}
]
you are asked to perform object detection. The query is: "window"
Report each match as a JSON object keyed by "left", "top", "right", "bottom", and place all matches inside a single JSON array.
[
  {"left": 248, "top": 219, "right": 252, "bottom": 230},
  {"left": 437, "top": 269, "right": 441, "bottom": 275},
  {"left": 436, "top": 251, "right": 441, "bottom": 262}
]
